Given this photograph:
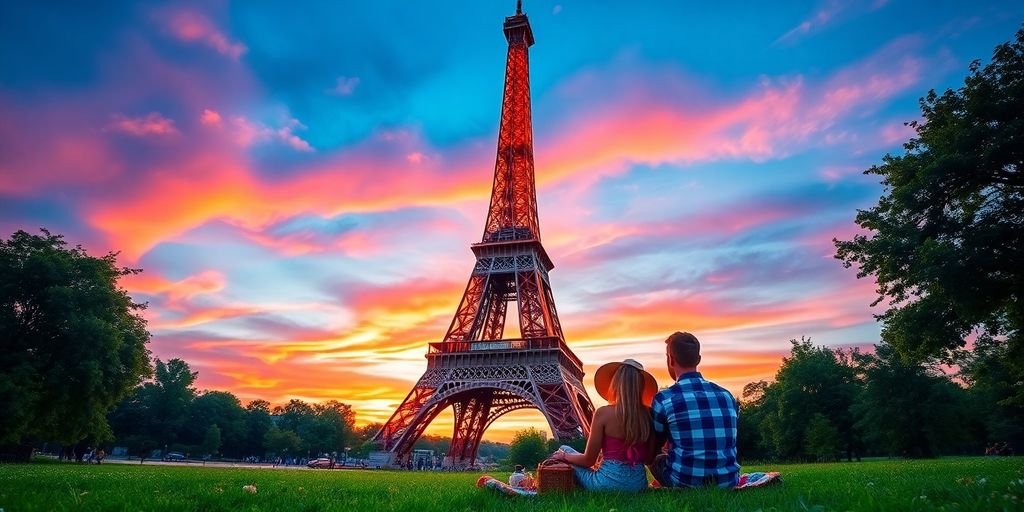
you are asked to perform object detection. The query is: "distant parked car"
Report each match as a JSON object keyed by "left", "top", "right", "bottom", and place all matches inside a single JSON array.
[
  {"left": 163, "top": 452, "right": 186, "bottom": 461},
  {"left": 307, "top": 457, "right": 333, "bottom": 469}
]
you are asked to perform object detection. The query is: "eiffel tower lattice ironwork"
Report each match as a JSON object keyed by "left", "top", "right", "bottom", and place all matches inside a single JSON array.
[{"left": 373, "top": 2, "right": 595, "bottom": 467}]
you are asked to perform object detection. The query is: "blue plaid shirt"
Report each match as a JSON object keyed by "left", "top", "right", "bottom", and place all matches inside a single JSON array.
[{"left": 651, "top": 371, "right": 740, "bottom": 488}]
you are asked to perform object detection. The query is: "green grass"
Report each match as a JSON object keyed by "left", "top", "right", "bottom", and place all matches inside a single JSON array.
[{"left": 0, "top": 457, "right": 1021, "bottom": 511}]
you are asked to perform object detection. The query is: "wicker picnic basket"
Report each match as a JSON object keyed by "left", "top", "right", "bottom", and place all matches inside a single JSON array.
[{"left": 536, "top": 458, "right": 575, "bottom": 493}]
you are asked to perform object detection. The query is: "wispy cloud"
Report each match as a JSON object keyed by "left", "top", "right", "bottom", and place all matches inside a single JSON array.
[
  {"left": 200, "top": 109, "right": 314, "bottom": 152},
  {"left": 161, "top": 9, "right": 247, "bottom": 59},
  {"left": 775, "top": 0, "right": 845, "bottom": 44},
  {"left": 106, "top": 112, "right": 178, "bottom": 136},
  {"left": 329, "top": 76, "right": 361, "bottom": 96}
]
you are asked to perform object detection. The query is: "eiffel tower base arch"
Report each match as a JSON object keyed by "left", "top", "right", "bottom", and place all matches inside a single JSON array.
[{"left": 375, "top": 347, "right": 594, "bottom": 468}]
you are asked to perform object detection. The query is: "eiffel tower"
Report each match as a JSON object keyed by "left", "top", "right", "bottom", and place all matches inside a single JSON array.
[{"left": 373, "top": 1, "right": 594, "bottom": 467}]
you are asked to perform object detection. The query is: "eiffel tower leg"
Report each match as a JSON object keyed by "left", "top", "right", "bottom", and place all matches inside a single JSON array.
[
  {"left": 480, "top": 286, "right": 508, "bottom": 340},
  {"left": 446, "top": 391, "right": 493, "bottom": 467},
  {"left": 536, "top": 380, "right": 590, "bottom": 440},
  {"left": 516, "top": 269, "right": 550, "bottom": 338},
  {"left": 374, "top": 372, "right": 450, "bottom": 464},
  {"left": 444, "top": 274, "right": 487, "bottom": 342}
]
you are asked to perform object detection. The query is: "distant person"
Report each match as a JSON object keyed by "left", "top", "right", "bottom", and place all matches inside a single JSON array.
[
  {"left": 508, "top": 465, "right": 530, "bottom": 488},
  {"left": 649, "top": 331, "right": 740, "bottom": 488},
  {"left": 550, "top": 359, "right": 659, "bottom": 492}
]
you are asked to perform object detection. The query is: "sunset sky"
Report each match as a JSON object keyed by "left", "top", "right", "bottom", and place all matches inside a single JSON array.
[{"left": 2, "top": 1, "right": 1022, "bottom": 442}]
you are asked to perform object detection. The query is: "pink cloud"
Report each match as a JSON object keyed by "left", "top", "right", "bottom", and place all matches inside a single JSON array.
[
  {"left": 200, "top": 109, "right": 223, "bottom": 125},
  {"left": 880, "top": 122, "right": 916, "bottom": 146},
  {"left": 330, "top": 76, "right": 361, "bottom": 96},
  {"left": 202, "top": 113, "right": 314, "bottom": 152},
  {"left": 162, "top": 9, "right": 247, "bottom": 60},
  {"left": 106, "top": 112, "right": 179, "bottom": 136}
]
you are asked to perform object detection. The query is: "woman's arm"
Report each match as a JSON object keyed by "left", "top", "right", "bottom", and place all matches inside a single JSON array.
[
  {"left": 642, "top": 406, "right": 661, "bottom": 466},
  {"left": 556, "top": 406, "right": 606, "bottom": 468}
]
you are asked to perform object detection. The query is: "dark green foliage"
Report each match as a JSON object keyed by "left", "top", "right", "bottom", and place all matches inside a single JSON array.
[
  {"left": 269, "top": 399, "right": 356, "bottom": 457},
  {"left": 957, "top": 336, "right": 1024, "bottom": 452},
  {"left": 851, "top": 344, "right": 974, "bottom": 457},
  {"left": 747, "top": 338, "right": 860, "bottom": 461},
  {"left": 107, "top": 358, "right": 197, "bottom": 456},
  {"left": 243, "top": 400, "right": 274, "bottom": 456},
  {"left": 107, "top": 359, "right": 358, "bottom": 460},
  {"left": 0, "top": 229, "right": 152, "bottom": 458},
  {"left": 262, "top": 426, "right": 302, "bottom": 456},
  {"left": 189, "top": 391, "right": 245, "bottom": 456},
  {"left": 350, "top": 423, "right": 384, "bottom": 458},
  {"left": 505, "top": 427, "right": 549, "bottom": 469},
  {"left": 834, "top": 28, "right": 1024, "bottom": 405},
  {"left": 804, "top": 413, "right": 840, "bottom": 462},
  {"left": 200, "top": 424, "right": 221, "bottom": 457}
]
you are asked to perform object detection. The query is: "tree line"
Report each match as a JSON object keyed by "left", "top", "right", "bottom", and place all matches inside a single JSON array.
[
  {"left": 736, "top": 337, "right": 1021, "bottom": 462},
  {"left": 105, "top": 358, "right": 363, "bottom": 461}
]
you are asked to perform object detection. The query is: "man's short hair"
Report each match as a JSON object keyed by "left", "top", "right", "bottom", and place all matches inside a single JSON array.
[{"left": 666, "top": 331, "right": 701, "bottom": 367}]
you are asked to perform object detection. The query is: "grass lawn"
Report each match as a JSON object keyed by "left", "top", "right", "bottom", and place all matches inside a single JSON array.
[{"left": 0, "top": 457, "right": 1021, "bottom": 511}]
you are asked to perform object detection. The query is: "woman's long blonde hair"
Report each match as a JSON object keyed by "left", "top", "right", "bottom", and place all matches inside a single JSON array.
[{"left": 609, "top": 364, "right": 652, "bottom": 446}]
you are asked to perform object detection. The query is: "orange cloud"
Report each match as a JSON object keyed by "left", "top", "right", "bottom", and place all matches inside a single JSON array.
[{"left": 121, "top": 269, "right": 226, "bottom": 303}]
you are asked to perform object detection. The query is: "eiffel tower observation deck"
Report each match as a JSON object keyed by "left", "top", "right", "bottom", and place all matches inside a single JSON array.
[{"left": 373, "top": 1, "right": 595, "bottom": 468}]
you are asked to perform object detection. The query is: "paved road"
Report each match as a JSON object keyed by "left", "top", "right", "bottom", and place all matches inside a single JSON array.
[{"left": 101, "top": 458, "right": 365, "bottom": 471}]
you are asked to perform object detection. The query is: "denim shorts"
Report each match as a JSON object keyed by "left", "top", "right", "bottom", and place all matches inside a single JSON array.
[{"left": 560, "top": 445, "right": 648, "bottom": 492}]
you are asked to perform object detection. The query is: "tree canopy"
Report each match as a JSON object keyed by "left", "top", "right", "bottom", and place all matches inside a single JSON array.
[
  {"left": 0, "top": 229, "right": 151, "bottom": 458},
  {"left": 506, "top": 428, "right": 549, "bottom": 469},
  {"left": 834, "top": 28, "right": 1024, "bottom": 402}
]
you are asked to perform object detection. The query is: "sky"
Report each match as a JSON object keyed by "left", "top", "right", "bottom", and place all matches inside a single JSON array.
[{"left": 2, "top": 1, "right": 1022, "bottom": 443}]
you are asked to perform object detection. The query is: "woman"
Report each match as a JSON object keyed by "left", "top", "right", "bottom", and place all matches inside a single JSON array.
[{"left": 551, "top": 358, "right": 659, "bottom": 492}]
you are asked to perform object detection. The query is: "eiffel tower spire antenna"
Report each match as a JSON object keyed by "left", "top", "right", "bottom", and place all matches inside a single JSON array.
[{"left": 373, "top": 4, "right": 594, "bottom": 468}]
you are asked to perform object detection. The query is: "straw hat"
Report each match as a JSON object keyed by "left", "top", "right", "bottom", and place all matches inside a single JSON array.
[{"left": 594, "top": 359, "right": 659, "bottom": 406}]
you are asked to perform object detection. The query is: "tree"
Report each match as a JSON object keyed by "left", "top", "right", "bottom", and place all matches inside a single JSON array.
[
  {"left": 264, "top": 426, "right": 302, "bottom": 457},
  {"left": 834, "top": 28, "right": 1024, "bottom": 404},
  {"left": 506, "top": 428, "right": 548, "bottom": 469},
  {"left": 759, "top": 339, "right": 861, "bottom": 461},
  {"left": 187, "top": 391, "right": 246, "bottom": 458},
  {"left": 737, "top": 380, "right": 771, "bottom": 461},
  {"left": 306, "top": 401, "right": 356, "bottom": 455},
  {"left": 108, "top": 357, "right": 199, "bottom": 457},
  {"left": 351, "top": 423, "right": 384, "bottom": 458},
  {"left": 958, "top": 336, "right": 1024, "bottom": 452},
  {"left": 243, "top": 400, "right": 274, "bottom": 458},
  {"left": 804, "top": 413, "right": 840, "bottom": 462},
  {"left": 0, "top": 229, "right": 151, "bottom": 460},
  {"left": 148, "top": 358, "right": 198, "bottom": 449},
  {"left": 200, "top": 424, "right": 221, "bottom": 458},
  {"left": 852, "top": 344, "right": 972, "bottom": 458}
]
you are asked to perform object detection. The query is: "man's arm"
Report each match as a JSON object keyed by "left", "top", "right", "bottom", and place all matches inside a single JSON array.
[{"left": 647, "top": 397, "right": 669, "bottom": 465}]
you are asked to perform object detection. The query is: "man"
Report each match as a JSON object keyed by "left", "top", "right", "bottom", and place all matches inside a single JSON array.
[{"left": 649, "top": 331, "right": 740, "bottom": 488}]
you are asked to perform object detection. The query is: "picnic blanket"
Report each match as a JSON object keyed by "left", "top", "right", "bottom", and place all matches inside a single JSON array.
[
  {"left": 477, "top": 472, "right": 781, "bottom": 497},
  {"left": 477, "top": 475, "right": 538, "bottom": 496},
  {"left": 736, "top": 471, "right": 782, "bottom": 489}
]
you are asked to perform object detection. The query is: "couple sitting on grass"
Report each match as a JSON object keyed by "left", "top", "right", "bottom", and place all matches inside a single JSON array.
[{"left": 550, "top": 331, "right": 739, "bottom": 492}]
